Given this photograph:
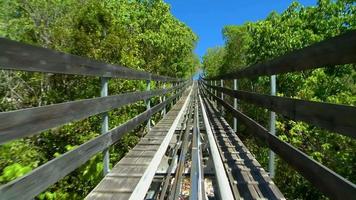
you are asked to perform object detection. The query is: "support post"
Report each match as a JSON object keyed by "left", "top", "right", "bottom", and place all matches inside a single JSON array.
[
  {"left": 171, "top": 82, "right": 174, "bottom": 108},
  {"left": 178, "top": 81, "right": 181, "bottom": 99},
  {"left": 176, "top": 82, "right": 179, "bottom": 102},
  {"left": 210, "top": 80, "right": 213, "bottom": 101},
  {"left": 101, "top": 77, "right": 110, "bottom": 175},
  {"left": 268, "top": 75, "right": 276, "bottom": 178},
  {"left": 214, "top": 80, "right": 217, "bottom": 106},
  {"left": 146, "top": 80, "right": 151, "bottom": 131},
  {"left": 163, "top": 82, "right": 166, "bottom": 115},
  {"left": 233, "top": 79, "right": 238, "bottom": 132},
  {"left": 220, "top": 79, "right": 224, "bottom": 113}
]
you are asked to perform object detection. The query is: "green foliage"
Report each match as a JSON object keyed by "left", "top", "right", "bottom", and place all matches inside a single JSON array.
[
  {"left": 202, "top": 0, "right": 355, "bottom": 199},
  {"left": 221, "top": 25, "right": 251, "bottom": 73},
  {"left": 0, "top": 140, "right": 45, "bottom": 179},
  {"left": 202, "top": 47, "right": 226, "bottom": 77},
  {"left": 0, "top": 163, "right": 32, "bottom": 183},
  {"left": 0, "top": 0, "right": 198, "bottom": 199}
]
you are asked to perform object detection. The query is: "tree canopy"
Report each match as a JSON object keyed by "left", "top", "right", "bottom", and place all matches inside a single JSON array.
[
  {"left": 0, "top": 0, "right": 198, "bottom": 199},
  {"left": 202, "top": 0, "right": 355, "bottom": 199}
]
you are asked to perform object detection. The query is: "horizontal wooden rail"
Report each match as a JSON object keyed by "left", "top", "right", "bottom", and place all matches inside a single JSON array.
[
  {"left": 207, "top": 30, "right": 356, "bottom": 80},
  {"left": 0, "top": 83, "right": 186, "bottom": 144},
  {"left": 203, "top": 82, "right": 356, "bottom": 139},
  {"left": 0, "top": 85, "right": 188, "bottom": 200},
  {"left": 0, "top": 38, "right": 181, "bottom": 82},
  {"left": 200, "top": 83, "right": 356, "bottom": 200}
]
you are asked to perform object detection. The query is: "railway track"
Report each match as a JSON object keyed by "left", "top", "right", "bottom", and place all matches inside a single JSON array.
[{"left": 86, "top": 82, "right": 284, "bottom": 200}]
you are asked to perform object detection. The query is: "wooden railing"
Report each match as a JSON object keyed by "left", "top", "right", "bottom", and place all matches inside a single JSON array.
[
  {"left": 200, "top": 30, "right": 356, "bottom": 200},
  {"left": 0, "top": 38, "right": 190, "bottom": 200}
]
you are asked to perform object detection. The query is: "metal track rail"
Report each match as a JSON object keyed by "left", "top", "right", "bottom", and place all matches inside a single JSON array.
[
  {"left": 199, "top": 91, "right": 235, "bottom": 200},
  {"left": 86, "top": 81, "right": 286, "bottom": 199},
  {"left": 190, "top": 89, "right": 204, "bottom": 200},
  {"left": 170, "top": 85, "right": 196, "bottom": 200}
]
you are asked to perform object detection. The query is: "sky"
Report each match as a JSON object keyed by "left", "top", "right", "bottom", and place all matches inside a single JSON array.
[{"left": 164, "top": 0, "right": 317, "bottom": 59}]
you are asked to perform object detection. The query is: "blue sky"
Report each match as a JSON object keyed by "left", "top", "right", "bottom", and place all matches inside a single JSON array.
[{"left": 164, "top": 0, "right": 317, "bottom": 59}]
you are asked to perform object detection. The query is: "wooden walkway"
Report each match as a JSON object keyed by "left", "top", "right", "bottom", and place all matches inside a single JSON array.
[
  {"left": 86, "top": 84, "right": 285, "bottom": 200},
  {"left": 86, "top": 88, "right": 193, "bottom": 200}
]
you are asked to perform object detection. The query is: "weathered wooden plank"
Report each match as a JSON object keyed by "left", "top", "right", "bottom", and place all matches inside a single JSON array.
[
  {"left": 204, "top": 82, "right": 356, "bottom": 138},
  {"left": 131, "top": 145, "right": 162, "bottom": 151},
  {"left": 142, "top": 135, "right": 166, "bottom": 140},
  {"left": 124, "top": 151, "right": 156, "bottom": 157},
  {"left": 109, "top": 165, "right": 147, "bottom": 176},
  {"left": 202, "top": 85, "right": 356, "bottom": 200},
  {"left": 0, "top": 88, "right": 185, "bottom": 200},
  {"left": 118, "top": 157, "right": 153, "bottom": 165},
  {"left": 0, "top": 83, "right": 185, "bottom": 144},
  {"left": 90, "top": 177, "right": 141, "bottom": 193},
  {"left": 0, "top": 38, "right": 181, "bottom": 82},
  {"left": 86, "top": 192, "right": 131, "bottom": 200},
  {"left": 208, "top": 30, "right": 356, "bottom": 79},
  {"left": 139, "top": 138, "right": 164, "bottom": 143}
]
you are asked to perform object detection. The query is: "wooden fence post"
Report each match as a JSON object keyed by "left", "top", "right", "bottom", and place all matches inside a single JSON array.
[{"left": 101, "top": 77, "right": 110, "bottom": 175}]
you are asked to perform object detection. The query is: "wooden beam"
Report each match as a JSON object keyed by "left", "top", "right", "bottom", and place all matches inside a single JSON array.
[
  {"left": 0, "top": 83, "right": 186, "bottom": 144},
  {"left": 0, "top": 38, "right": 181, "bottom": 82},
  {"left": 204, "top": 82, "right": 356, "bottom": 139},
  {"left": 208, "top": 30, "right": 356, "bottom": 79}
]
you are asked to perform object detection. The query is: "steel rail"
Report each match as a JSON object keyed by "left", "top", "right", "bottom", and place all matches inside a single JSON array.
[
  {"left": 171, "top": 99, "right": 194, "bottom": 200},
  {"left": 198, "top": 92, "right": 235, "bottom": 200},
  {"left": 190, "top": 90, "right": 203, "bottom": 200},
  {"left": 198, "top": 84, "right": 242, "bottom": 200}
]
